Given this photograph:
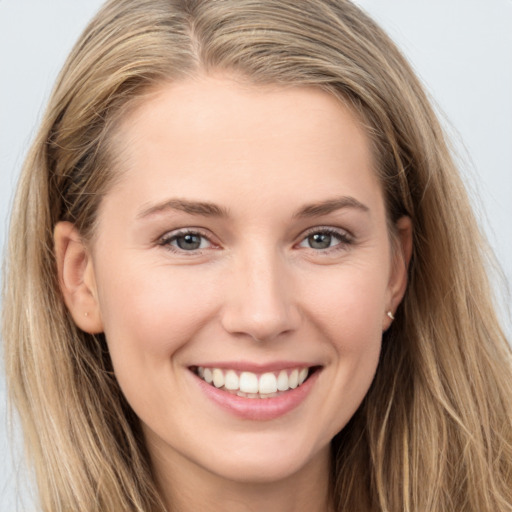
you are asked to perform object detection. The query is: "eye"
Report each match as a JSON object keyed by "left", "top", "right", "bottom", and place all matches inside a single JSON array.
[
  {"left": 298, "top": 228, "right": 352, "bottom": 251},
  {"left": 159, "top": 229, "right": 213, "bottom": 253}
]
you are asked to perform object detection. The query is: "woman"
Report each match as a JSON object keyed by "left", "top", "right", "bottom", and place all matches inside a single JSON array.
[{"left": 3, "top": 0, "right": 511, "bottom": 510}]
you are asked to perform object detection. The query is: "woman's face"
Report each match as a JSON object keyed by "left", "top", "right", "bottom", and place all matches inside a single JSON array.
[{"left": 64, "top": 76, "right": 409, "bottom": 486}]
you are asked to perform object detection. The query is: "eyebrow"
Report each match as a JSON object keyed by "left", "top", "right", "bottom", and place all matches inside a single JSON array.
[
  {"left": 136, "top": 195, "right": 369, "bottom": 221},
  {"left": 293, "top": 196, "right": 370, "bottom": 218},
  {"left": 137, "top": 198, "right": 229, "bottom": 219}
]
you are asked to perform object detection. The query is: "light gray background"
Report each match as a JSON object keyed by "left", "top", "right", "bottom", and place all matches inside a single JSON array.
[{"left": 1, "top": 1, "right": 511, "bottom": 509}]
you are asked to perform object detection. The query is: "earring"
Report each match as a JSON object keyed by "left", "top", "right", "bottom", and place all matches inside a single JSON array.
[{"left": 387, "top": 311, "right": 395, "bottom": 320}]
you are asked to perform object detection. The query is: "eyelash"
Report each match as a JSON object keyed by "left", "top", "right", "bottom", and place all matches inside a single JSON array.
[
  {"left": 297, "top": 227, "right": 353, "bottom": 253},
  {"left": 157, "top": 227, "right": 353, "bottom": 254},
  {"left": 158, "top": 228, "right": 215, "bottom": 254}
]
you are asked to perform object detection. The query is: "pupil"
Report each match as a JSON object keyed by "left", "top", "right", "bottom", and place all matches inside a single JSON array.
[
  {"left": 309, "top": 233, "right": 331, "bottom": 249},
  {"left": 177, "top": 234, "right": 201, "bottom": 250}
]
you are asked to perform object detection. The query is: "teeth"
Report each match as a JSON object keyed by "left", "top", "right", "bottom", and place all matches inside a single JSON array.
[
  {"left": 239, "top": 372, "right": 259, "bottom": 393},
  {"left": 289, "top": 369, "right": 299, "bottom": 389},
  {"left": 212, "top": 369, "right": 224, "bottom": 388},
  {"left": 277, "top": 370, "right": 289, "bottom": 391},
  {"left": 195, "top": 366, "right": 311, "bottom": 397},
  {"left": 224, "top": 370, "right": 239, "bottom": 390},
  {"left": 259, "top": 373, "right": 277, "bottom": 394},
  {"left": 203, "top": 368, "right": 213, "bottom": 384}
]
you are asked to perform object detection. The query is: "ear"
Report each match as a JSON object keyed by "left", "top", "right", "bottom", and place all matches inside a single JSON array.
[
  {"left": 54, "top": 221, "right": 103, "bottom": 333},
  {"left": 384, "top": 216, "right": 413, "bottom": 330}
]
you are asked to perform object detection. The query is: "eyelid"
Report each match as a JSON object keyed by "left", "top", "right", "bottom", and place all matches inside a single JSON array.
[
  {"left": 300, "top": 225, "right": 353, "bottom": 240},
  {"left": 157, "top": 227, "right": 218, "bottom": 253},
  {"left": 155, "top": 225, "right": 354, "bottom": 255},
  {"left": 296, "top": 225, "right": 354, "bottom": 251}
]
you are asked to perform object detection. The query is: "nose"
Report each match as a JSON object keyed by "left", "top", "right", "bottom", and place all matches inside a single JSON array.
[{"left": 220, "top": 249, "right": 301, "bottom": 342}]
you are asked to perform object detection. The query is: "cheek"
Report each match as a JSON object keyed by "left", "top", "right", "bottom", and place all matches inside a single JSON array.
[
  {"left": 301, "top": 260, "right": 389, "bottom": 350},
  {"left": 95, "top": 260, "right": 220, "bottom": 364},
  {"left": 267, "top": 261, "right": 386, "bottom": 444}
]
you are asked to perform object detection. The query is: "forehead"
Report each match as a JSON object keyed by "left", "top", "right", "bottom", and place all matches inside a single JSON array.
[
  {"left": 107, "top": 75, "right": 382, "bottom": 217},
  {"left": 117, "top": 76, "right": 371, "bottom": 153}
]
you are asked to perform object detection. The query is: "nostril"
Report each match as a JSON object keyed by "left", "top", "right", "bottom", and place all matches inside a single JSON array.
[{"left": 220, "top": 302, "right": 301, "bottom": 343}]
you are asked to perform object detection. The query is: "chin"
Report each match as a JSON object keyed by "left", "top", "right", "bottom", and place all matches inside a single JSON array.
[{"left": 193, "top": 429, "right": 332, "bottom": 485}]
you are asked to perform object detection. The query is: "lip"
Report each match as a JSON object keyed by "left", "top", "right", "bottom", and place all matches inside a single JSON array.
[
  {"left": 191, "top": 360, "right": 317, "bottom": 373},
  {"left": 190, "top": 365, "right": 321, "bottom": 421}
]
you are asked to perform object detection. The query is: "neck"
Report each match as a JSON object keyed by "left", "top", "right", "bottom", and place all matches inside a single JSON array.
[{"left": 149, "top": 440, "right": 333, "bottom": 512}]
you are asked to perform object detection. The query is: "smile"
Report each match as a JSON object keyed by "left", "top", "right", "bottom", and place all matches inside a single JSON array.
[
  {"left": 189, "top": 364, "right": 322, "bottom": 420},
  {"left": 194, "top": 366, "right": 311, "bottom": 398}
]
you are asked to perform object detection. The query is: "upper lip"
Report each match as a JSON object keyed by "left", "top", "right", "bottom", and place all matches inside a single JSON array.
[{"left": 189, "top": 361, "right": 321, "bottom": 373}]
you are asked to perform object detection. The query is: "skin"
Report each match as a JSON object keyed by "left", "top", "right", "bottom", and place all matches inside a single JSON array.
[{"left": 55, "top": 75, "right": 411, "bottom": 512}]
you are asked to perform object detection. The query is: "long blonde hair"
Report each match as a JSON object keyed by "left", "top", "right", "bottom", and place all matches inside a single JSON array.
[{"left": 3, "top": 1, "right": 511, "bottom": 510}]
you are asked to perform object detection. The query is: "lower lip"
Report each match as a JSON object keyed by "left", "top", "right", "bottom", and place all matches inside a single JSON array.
[{"left": 192, "top": 370, "right": 320, "bottom": 421}]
